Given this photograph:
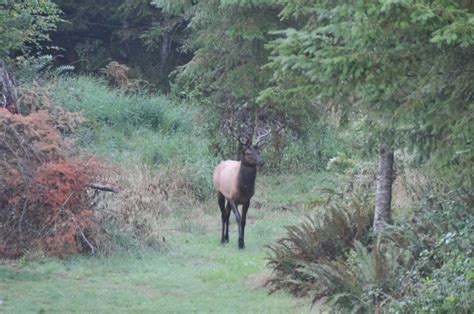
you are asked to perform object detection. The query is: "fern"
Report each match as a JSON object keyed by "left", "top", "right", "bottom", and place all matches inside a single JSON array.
[{"left": 266, "top": 192, "right": 374, "bottom": 297}]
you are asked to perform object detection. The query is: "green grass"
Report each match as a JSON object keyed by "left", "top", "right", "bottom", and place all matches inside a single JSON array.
[
  {"left": 0, "top": 162, "right": 333, "bottom": 313},
  {"left": 51, "top": 76, "right": 217, "bottom": 168},
  {"left": 0, "top": 201, "right": 320, "bottom": 313},
  {"left": 51, "top": 76, "right": 217, "bottom": 199},
  {"left": 258, "top": 171, "right": 337, "bottom": 208}
]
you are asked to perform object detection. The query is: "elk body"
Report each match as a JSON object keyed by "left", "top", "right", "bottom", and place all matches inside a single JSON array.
[{"left": 213, "top": 142, "right": 265, "bottom": 249}]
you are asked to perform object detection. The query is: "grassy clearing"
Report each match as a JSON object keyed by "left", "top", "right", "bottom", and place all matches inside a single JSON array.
[
  {"left": 1, "top": 157, "right": 330, "bottom": 312},
  {"left": 0, "top": 182, "right": 325, "bottom": 313},
  {"left": 0, "top": 76, "right": 332, "bottom": 312}
]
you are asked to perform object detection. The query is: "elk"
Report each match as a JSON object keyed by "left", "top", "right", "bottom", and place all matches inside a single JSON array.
[{"left": 212, "top": 130, "right": 270, "bottom": 249}]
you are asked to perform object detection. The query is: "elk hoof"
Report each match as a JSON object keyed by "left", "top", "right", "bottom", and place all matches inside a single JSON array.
[{"left": 238, "top": 240, "right": 245, "bottom": 249}]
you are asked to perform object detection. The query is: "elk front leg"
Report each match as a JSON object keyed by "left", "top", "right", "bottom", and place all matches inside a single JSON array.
[
  {"left": 239, "top": 201, "right": 250, "bottom": 249},
  {"left": 228, "top": 199, "right": 243, "bottom": 249}
]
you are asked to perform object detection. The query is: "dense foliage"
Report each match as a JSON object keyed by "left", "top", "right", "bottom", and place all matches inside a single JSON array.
[
  {"left": 268, "top": 175, "right": 473, "bottom": 312},
  {"left": 49, "top": 0, "right": 190, "bottom": 89},
  {"left": 0, "top": 0, "right": 472, "bottom": 312},
  {"left": 0, "top": 0, "right": 60, "bottom": 60},
  {"left": 263, "top": 0, "right": 473, "bottom": 184},
  {"left": 263, "top": 1, "right": 473, "bottom": 311},
  {"left": 267, "top": 192, "right": 374, "bottom": 297}
]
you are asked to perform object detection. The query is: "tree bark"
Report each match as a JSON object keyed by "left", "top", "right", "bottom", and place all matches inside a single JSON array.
[
  {"left": 373, "top": 144, "right": 394, "bottom": 231},
  {"left": 0, "top": 60, "right": 20, "bottom": 114}
]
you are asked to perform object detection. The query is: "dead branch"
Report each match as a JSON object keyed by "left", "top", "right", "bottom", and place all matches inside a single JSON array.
[
  {"left": 89, "top": 183, "right": 119, "bottom": 193},
  {"left": 72, "top": 216, "right": 96, "bottom": 255}
]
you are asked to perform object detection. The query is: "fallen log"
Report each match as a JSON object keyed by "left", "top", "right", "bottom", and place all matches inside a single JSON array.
[{"left": 89, "top": 183, "right": 119, "bottom": 193}]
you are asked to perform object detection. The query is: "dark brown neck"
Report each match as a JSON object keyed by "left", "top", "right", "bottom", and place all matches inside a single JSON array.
[{"left": 238, "top": 161, "right": 256, "bottom": 197}]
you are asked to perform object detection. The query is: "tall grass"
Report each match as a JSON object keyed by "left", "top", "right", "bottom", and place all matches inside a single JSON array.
[
  {"left": 51, "top": 76, "right": 217, "bottom": 199},
  {"left": 47, "top": 76, "right": 218, "bottom": 253}
]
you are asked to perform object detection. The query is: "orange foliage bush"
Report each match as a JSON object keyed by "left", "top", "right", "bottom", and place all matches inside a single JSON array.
[
  {"left": 101, "top": 61, "right": 150, "bottom": 92},
  {"left": 18, "top": 81, "right": 85, "bottom": 134},
  {"left": 0, "top": 108, "right": 103, "bottom": 257}
]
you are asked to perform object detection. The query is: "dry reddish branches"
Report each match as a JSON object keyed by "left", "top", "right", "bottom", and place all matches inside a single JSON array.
[{"left": 0, "top": 108, "right": 103, "bottom": 257}]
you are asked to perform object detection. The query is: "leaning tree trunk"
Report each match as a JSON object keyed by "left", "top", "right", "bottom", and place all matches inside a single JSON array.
[
  {"left": 373, "top": 144, "right": 394, "bottom": 231},
  {"left": 0, "top": 60, "right": 20, "bottom": 114}
]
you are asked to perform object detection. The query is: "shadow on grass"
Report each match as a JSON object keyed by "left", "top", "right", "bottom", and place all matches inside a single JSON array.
[{"left": 0, "top": 267, "right": 47, "bottom": 282}]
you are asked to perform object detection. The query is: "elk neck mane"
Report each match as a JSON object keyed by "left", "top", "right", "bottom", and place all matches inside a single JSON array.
[{"left": 238, "top": 160, "right": 257, "bottom": 197}]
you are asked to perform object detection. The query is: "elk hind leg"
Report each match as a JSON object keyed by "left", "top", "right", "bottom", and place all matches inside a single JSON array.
[
  {"left": 217, "top": 193, "right": 227, "bottom": 244},
  {"left": 224, "top": 201, "right": 231, "bottom": 242}
]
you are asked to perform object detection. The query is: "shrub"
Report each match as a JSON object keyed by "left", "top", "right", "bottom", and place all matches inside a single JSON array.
[
  {"left": 311, "top": 237, "right": 414, "bottom": 312},
  {"left": 391, "top": 190, "right": 474, "bottom": 312},
  {"left": 326, "top": 191, "right": 474, "bottom": 313},
  {"left": 18, "top": 81, "right": 86, "bottom": 133},
  {"left": 95, "top": 165, "right": 170, "bottom": 254},
  {"left": 0, "top": 109, "right": 103, "bottom": 257},
  {"left": 0, "top": 1, "right": 60, "bottom": 60},
  {"left": 266, "top": 191, "right": 374, "bottom": 297},
  {"left": 267, "top": 178, "right": 473, "bottom": 312}
]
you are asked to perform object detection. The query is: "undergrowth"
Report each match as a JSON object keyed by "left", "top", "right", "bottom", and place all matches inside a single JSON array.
[
  {"left": 266, "top": 190, "right": 374, "bottom": 298},
  {"left": 266, "top": 170, "right": 473, "bottom": 312},
  {"left": 1, "top": 76, "right": 218, "bottom": 257},
  {"left": 45, "top": 76, "right": 218, "bottom": 253},
  {"left": 50, "top": 76, "right": 216, "bottom": 198}
]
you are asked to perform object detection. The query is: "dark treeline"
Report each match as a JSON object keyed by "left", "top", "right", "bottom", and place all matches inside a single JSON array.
[{"left": 50, "top": 0, "right": 192, "bottom": 90}]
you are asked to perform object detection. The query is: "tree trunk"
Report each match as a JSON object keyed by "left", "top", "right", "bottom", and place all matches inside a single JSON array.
[
  {"left": 160, "top": 31, "right": 172, "bottom": 75},
  {"left": 0, "top": 60, "right": 20, "bottom": 114},
  {"left": 373, "top": 144, "right": 394, "bottom": 231}
]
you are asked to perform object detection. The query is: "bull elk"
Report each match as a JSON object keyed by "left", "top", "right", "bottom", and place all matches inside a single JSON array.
[{"left": 212, "top": 130, "right": 270, "bottom": 249}]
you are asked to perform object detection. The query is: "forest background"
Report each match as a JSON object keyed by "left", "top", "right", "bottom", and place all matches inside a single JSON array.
[{"left": 0, "top": 0, "right": 472, "bottom": 312}]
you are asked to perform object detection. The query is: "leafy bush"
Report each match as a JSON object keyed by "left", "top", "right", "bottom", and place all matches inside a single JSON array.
[
  {"left": 391, "top": 191, "right": 474, "bottom": 312},
  {"left": 267, "top": 182, "right": 473, "bottom": 313},
  {"left": 0, "top": 109, "right": 104, "bottom": 257},
  {"left": 304, "top": 237, "right": 413, "bottom": 312},
  {"left": 0, "top": 1, "right": 61, "bottom": 60}
]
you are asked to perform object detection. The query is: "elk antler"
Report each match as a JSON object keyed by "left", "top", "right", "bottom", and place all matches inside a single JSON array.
[
  {"left": 254, "top": 121, "right": 286, "bottom": 148},
  {"left": 254, "top": 128, "right": 271, "bottom": 148},
  {"left": 227, "top": 122, "right": 252, "bottom": 146}
]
